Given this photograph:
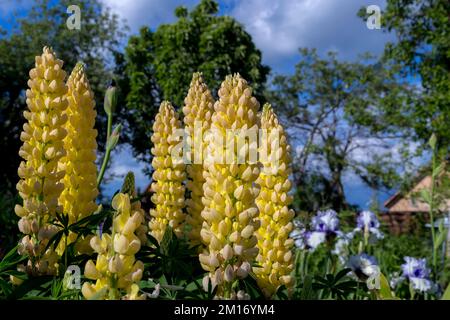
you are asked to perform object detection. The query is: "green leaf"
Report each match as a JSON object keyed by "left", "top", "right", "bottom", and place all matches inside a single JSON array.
[
  {"left": 335, "top": 268, "right": 351, "bottom": 282},
  {"left": 378, "top": 273, "right": 395, "bottom": 300},
  {"left": 432, "top": 162, "right": 445, "bottom": 178},
  {"left": 419, "top": 189, "right": 431, "bottom": 204},
  {"left": 434, "top": 228, "right": 447, "bottom": 251},
  {"left": 428, "top": 134, "right": 437, "bottom": 150},
  {"left": 442, "top": 283, "right": 450, "bottom": 300},
  {"left": 300, "top": 275, "right": 314, "bottom": 300}
]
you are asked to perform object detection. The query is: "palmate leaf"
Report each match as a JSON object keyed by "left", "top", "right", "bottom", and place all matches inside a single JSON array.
[
  {"left": 242, "top": 272, "right": 264, "bottom": 299},
  {"left": 0, "top": 245, "right": 27, "bottom": 272},
  {"left": 10, "top": 275, "right": 53, "bottom": 300}
]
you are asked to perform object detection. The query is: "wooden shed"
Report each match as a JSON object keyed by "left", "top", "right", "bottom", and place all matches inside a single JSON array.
[{"left": 383, "top": 174, "right": 450, "bottom": 234}]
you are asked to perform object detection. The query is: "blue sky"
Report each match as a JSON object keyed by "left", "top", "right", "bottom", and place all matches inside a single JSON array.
[{"left": 1, "top": 0, "right": 401, "bottom": 209}]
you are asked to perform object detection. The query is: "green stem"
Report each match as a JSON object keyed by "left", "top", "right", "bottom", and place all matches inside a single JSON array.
[
  {"left": 106, "top": 112, "right": 112, "bottom": 141},
  {"left": 429, "top": 146, "right": 437, "bottom": 279},
  {"left": 97, "top": 113, "right": 113, "bottom": 188},
  {"left": 64, "top": 234, "right": 68, "bottom": 270}
]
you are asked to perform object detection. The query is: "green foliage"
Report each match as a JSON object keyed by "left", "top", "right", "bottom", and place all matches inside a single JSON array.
[
  {"left": 121, "top": 0, "right": 270, "bottom": 163},
  {"left": 0, "top": 193, "right": 20, "bottom": 258},
  {"left": 360, "top": 0, "right": 450, "bottom": 149},
  {"left": 312, "top": 268, "right": 358, "bottom": 300},
  {"left": 266, "top": 48, "right": 412, "bottom": 211}
]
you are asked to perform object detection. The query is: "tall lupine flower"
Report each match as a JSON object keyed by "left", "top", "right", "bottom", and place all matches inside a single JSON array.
[
  {"left": 15, "top": 47, "right": 68, "bottom": 275},
  {"left": 253, "top": 104, "right": 295, "bottom": 298},
  {"left": 182, "top": 73, "right": 214, "bottom": 247},
  {"left": 149, "top": 101, "right": 186, "bottom": 243},
  {"left": 199, "top": 74, "right": 260, "bottom": 299},
  {"left": 57, "top": 62, "right": 99, "bottom": 254},
  {"left": 82, "top": 193, "right": 146, "bottom": 300},
  {"left": 401, "top": 257, "right": 436, "bottom": 293}
]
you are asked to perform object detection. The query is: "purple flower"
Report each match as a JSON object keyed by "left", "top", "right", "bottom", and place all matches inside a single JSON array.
[
  {"left": 311, "top": 209, "right": 339, "bottom": 233},
  {"left": 401, "top": 257, "right": 430, "bottom": 279},
  {"left": 401, "top": 257, "right": 435, "bottom": 293},
  {"left": 353, "top": 210, "right": 384, "bottom": 241},
  {"left": 357, "top": 211, "right": 380, "bottom": 229},
  {"left": 347, "top": 254, "right": 379, "bottom": 280}
]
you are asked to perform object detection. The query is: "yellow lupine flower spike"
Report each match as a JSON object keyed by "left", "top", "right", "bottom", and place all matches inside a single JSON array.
[
  {"left": 182, "top": 73, "right": 214, "bottom": 247},
  {"left": 57, "top": 62, "right": 99, "bottom": 255},
  {"left": 15, "top": 46, "right": 68, "bottom": 275},
  {"left": 199, "top": 74, "right": 260, "bottom": 299},
  {"left": 254, "top": 104, "right": 295, "bottom": 298},
  {"left": 82, "top": 193, "right": 146, "bottom": 300},
  {"left": 149, "top": 101, "right": 186, "bottom": 243}
]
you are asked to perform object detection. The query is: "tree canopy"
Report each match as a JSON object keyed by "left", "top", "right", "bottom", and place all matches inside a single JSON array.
[
  {"left": 266, "top": 49, "right": 415, "bottom": 212},
  {"left": 121, "top": 0, "right": 270, "bottom": 162}
]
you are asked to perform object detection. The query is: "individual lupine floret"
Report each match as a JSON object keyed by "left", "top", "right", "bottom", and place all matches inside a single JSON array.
[
  {"left": 199, "top": 74, "right": 260, "bottom": 299},
  {"left": 182, "top": 73, "right": 214, "bottom": 247},
  {"left": 15, "top": 46, "right": 68, "bottom": 275},
  {"left": 57, "top": 62, "right": 99, "bottom": 255},
  {"left": 149, "top": 101, "right": 186, "bottom": 243},
  {"left": 253, "top": 104, "right": 295, "bottom": 298},
  {"left": 82, "top": 193, "right": 146, "bottom": 300}
]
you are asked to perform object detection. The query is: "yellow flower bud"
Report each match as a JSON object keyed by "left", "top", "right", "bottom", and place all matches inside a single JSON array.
[
  {"left": 16, "top": 47, "right": 68, "bottom": 276},
  {"left": 200, "top": 74, "right": 260, "bottom": 299},
  {"left": 149, "top": 101, "right": 186, "bottom": 242},
  {"left": 57, "top": 63, "right": 98, "bottom": 255},
  {"left": 183, "top": 73, "right": 214, "bottom": 248},
  {"left": 253, "top": 104, "right": 295, "bottom": 298},
  {"left": 81, "top": 193, "right": 145, "bottom": 300}
]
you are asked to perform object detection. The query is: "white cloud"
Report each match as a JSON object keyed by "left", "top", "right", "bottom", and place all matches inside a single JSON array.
[
  {"left": 101, "top": 0, "right": 198, "bottom": 33},
  {"left": 229, "top": 0, "right": 394, "bottom": 66},
  {"left": 102, "top": 144, "right": 149, "bottom": 197}
]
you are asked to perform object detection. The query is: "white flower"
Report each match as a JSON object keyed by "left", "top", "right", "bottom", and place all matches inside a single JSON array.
[
  {"left": 305, "top": 231, "right": 326, "bottom": 250},
  {"left": 312, "top": 209, "right": 339, "bottom": 233},
  {"left": 347, "top": 254, "right": 379, "bottom": 280}
]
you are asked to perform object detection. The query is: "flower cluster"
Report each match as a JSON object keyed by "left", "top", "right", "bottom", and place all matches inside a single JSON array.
[
  {"left": 199, "top": 74, "right": 260, "bottom": 299},
  {"left": 82, "top": 193, "right": 146, "bottom": 300},
  {"left": 149, "top": 101, "right": 186, "bottom": 243},
  {"left": 182, "top": 73, "right": 214, "bottom": 247},
  {"left": 15, "top": 47, "right": 68, "bottom": 275},
  {"left": 401, "top": 257, "right": 436, "bottom": 293},
  {"left": 253, "top": 104, "right": 295, "bottom": 298},
  {"left": 57, "top": 62, "right": 99, "bottom": 255}
]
